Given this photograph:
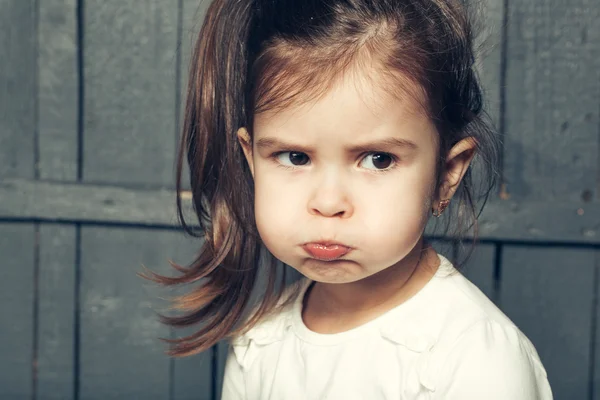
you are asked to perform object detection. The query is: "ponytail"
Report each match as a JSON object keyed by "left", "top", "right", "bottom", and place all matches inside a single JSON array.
[{"left": 141, "top": 0, "right": 288, "bottom": 357}]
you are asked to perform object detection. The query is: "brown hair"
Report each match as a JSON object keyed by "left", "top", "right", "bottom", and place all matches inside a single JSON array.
[{"left": 141, "top": 0, "right": 500, "bottom": 357}]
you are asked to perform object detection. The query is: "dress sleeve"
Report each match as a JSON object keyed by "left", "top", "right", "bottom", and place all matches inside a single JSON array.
[
  {"left": 220, "top": 343, "right": 246, "bottom": 400},
  {"left": 434, "top": 320, "right": 553, "bottom": 400}
]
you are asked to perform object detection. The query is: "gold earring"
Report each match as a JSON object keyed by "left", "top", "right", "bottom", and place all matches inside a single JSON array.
[{"left": 432, "top": 199, "right": 450, "bottom": 217}]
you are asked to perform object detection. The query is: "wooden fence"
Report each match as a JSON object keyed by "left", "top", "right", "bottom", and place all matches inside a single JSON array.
[{"left": 1, "top": 0, "right": 599, "bottom": 399}]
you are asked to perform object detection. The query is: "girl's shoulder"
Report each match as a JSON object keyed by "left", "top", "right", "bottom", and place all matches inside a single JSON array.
[
  {"left": 410, "top": 253, "right": 522, "bottom": 333},
  {"left": 404, "top": 254, "right": 541, "bottom": 358},
  {"left": 391, "top": 254, "right": 552, "bottom": 396}
]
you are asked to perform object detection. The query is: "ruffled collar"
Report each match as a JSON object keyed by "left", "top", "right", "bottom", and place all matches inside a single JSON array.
[
  {"left": 231, "top": 254, "right": 457, "bottom": 393},
  {"left": 236, "top": 253, "right": 455, "bottom": 354}
]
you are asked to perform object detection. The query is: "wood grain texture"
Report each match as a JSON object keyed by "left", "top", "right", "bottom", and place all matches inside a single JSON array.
[
  {"left": 38, "top": 0, "right": 79, "bottom": 181},
  {"left": 0, "top": 0, "right": 36, "bottom": 179},
  {"left": 466, "top": 0, "right": 504, "bottom": 198},
  {"left": 3, "top": 181, "right": 600, "bottom": 244},
  {"left": 215, "top": 342, "right": 228, "bottom": 400},
  {"left": 179, "top": 0, "right": 209, "bottom": 101},
  {"left": 503, "top": 0, "right": 600, "bottom": 202},
  {"left": 79, "top": 226, "right": 203, "bottom": 399},
  {"left": 429, "top": 240, "right": 496, "bottom": 302},
  {"left": 169, "top": 234, "right": 213, "bottom": 400},
  {"left": 436, "top": 196, "right": 600, "bottom": 243},
  {"left": 178, "top": 0, "right": 211, "bottom": 191},
  {"left": 475, "top": 0, "right": 504, "bottom": 127},
  {"left": 36, "top": 225, "right": 76, "bottom": 400},
  {"left": 592, "top": 251, "right": 600, "bottom": 400},
  {"left": 171, "top": 338, "right": 213, "bottom": 400},
  {"left": 500, "top": 1, "right": 600, "bottom": 395},
  {"left": 0, "top": 223, "right": 36, "bottom": 398},
  {"left": 83, "top": 0, "right": 179, "bottom": 187},
  {"left": 500, "top": 246, "right": 595, "bottom": 399},
  {"left": 0, "top": 179, "right": 190, "bottom": 227},
  {"left": 461, "top": 242, "right": 496, "bottom": 302}
]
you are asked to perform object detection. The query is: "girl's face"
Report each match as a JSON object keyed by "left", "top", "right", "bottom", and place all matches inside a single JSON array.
[{"left": 239, "top": 73, "right": 441, "bottom": 284}]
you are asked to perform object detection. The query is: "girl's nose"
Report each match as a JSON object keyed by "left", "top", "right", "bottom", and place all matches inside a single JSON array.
[{"left": 307, "top": 174, "right": 354, "bottom": 218}]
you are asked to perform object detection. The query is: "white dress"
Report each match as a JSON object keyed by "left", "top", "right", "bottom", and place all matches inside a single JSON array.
[{"left": 221, "top": 253, "right": 553, "bottom": 399}]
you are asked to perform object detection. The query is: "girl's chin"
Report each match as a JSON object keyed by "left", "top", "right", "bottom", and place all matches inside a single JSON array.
[{"left": 292, "top": 258, "right": 366, "bottom": 283}]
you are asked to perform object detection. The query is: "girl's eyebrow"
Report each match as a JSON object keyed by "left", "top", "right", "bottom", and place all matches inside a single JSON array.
[
  {"left": 346, "top": 137, "right": 418, "bottom": 153},
  {"left": 255, "top": 137, "right": 311, "bottom": 152},
  {"left": 255, "top": 137, "right": 418, "bottom": 153}
]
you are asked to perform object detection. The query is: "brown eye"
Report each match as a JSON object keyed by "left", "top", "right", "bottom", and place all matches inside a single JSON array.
[
  {"left": 276, "top": 151, "right": 310, "bottom": 166},
  {"left": 360, "top": 152, "right": 395, "bottom": 170},
  {"left": 289, "top": 152, "right": 309, "bottom": 165}
]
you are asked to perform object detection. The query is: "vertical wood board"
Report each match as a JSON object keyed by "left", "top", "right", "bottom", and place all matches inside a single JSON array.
[
  {"left": 475, "top": 0, "right": 504, "bottom": 126},
  {"left": 83, "top": 0, "right": 179, "bottom": 187},
  {"left": 0, "top": 223, "right": 36, "bottom": 398},
  {"left": 0, "top": 0, "right": 36, "bottom": 179},
  {"left": 36, "top": 225, "right": 77, "bottom": 400},
  {"left": 592, "top": 251, "right": 600, "bottom": 400},
  {"left": 169, "top": 232, "right": 213, "bottom": 400},
  {"left": 79, "top": 226, "right": 206, "bottom": 399},
  {"left": 38, "top": 0, "right": 79, "bottom": 181},
  {"left": 500, "top": 246, "right": 595, "bottom": 399},
  {"left": 503, "top": 0, "right": 600, "bottom": 202},
  {"left": 215, "top": 343, "right": 228, "bottom": 400},
  {"left": 430, "top": 240, "right": 496, "bottom": 302},
  {"left": 462, "top": 242, "right": 496, "bottom": 302},
  {"left": 178, "top": 0, "right": 211, "bottom": 192},
  {"left": 171, "top": 338, "right": 213, "bottom": 400},
  {"left": 469, "top": 0, "right": 505, "bottom": 201}
]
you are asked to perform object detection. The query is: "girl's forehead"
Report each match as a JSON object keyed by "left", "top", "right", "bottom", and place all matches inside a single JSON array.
[{"left": 254, "top": 70, "right": 434, "bottom": 141}]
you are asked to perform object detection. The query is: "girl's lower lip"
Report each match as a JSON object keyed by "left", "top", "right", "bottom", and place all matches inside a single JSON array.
[{"left": 302, "top": 243, "right": 351, "bottom": 261}]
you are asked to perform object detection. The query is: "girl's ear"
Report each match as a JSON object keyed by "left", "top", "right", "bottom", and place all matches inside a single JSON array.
[
  {"left": 237, "top": 127, "right": 255, "bottom": 178},
  {"left": 437, "top": 137, "right": 477, "bottom": 201}
]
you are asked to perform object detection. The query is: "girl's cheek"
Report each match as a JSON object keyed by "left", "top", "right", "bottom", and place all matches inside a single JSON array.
[{"left": 254, "top": 180, "right": 299, "bottom": 230}]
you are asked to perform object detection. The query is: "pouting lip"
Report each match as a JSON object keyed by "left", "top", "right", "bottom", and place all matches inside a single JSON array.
[
  {"left": 301, "top": 241, "right": 353, "bottom": 261},
  {"left": 302, "top": 240, "right": 353, "bottom": 248}
]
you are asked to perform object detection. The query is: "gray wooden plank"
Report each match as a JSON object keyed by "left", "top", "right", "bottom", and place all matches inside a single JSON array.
[
  {"left": 503, "top": 0, "right": 600, "bottom": 202},
  {"left": 83, "top": 0, "right": 179, "bottom": 187},
  {"left": 500, "top": 2, "right": 599, "bottom": 396},
  {"left": 79, "top": 226, "right": 205, "bottom": 399},
  {"left": 179, "top": 0, "right": 208, "bottom": 104},
  {"left": 461, "top": 242, "right": 496, "bottom": 302},
  {"left": 0, "top": 223, "right": 36, "bottom": 398},
  {"left": 475, "top": 0, "right": 504, "bottom": 127},
  {"left": 172, "top": 340, "right": 213, "bottom": 400},
  {"left": 3, "top": 179, "right": 600, "bottom": 244},
  {"left": 474, "top": 198, "right": 600, "bottom": 243},
  {"left": 500, "top": 246, "right": 594, "bottom": 399},
  {"left": 0, "top": 179, "right": 191, "bottom": 227},
  {"left": 468, "top": 0, "right": 504, "bottom": 198},
  {"left": 178, "top": 0, "right": 211, "bottom": 191},
  {"left": 215, "top": 342, "right": 228, "bottom": 400},
  {"left": 36, "top": 224, "right": 77, "bottom": 400},
  {"left": 0, "top": 0, "right": 36, "bottom": 179},
  {"left": 169, "top": 233, "right": 212, "bottom": 400},
  {"left": 593, "top": 251, "right": 600, "bottom": 400},
  {"left": 38, "top": 0, "right": 79, "bottom": 181},
  {"left": 429, "top": 239, "right": 495, "bottom": 300},
  {"left": 429, "top": 240, "right": 496, "bottom": 300}
]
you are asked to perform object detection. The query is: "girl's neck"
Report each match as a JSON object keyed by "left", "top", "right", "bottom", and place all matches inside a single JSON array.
[{"left": 302, "top": 240, "right": 439, "bottom": 334}]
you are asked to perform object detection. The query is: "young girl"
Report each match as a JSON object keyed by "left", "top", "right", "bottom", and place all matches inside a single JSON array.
[{"left": 146, "top": 0, "right": 553, "bottom": 398}]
